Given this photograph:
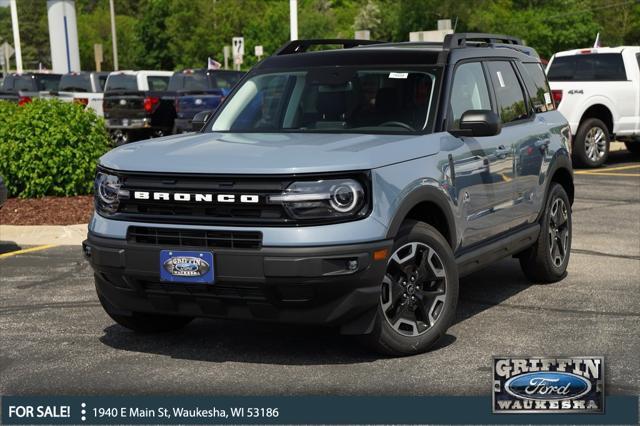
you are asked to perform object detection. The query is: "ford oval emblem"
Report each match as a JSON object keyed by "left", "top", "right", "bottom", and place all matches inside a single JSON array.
[
  {"left": 119, "top": 99, "right": 127, "bottom": 105},
  {"left": 163, "top": 256, "right": 210, "bottom": 277},
  {"left": 505, "top": 372, "right": 591, "bottom": 401}
]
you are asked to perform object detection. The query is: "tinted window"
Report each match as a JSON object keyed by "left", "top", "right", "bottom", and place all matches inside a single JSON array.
[
  {"left": 212, "top": 69, "right": 437, "bottom": 133},
  {"left": 2, "top": 75, "right": 14, "bottom": 90},
  {"left": 147, "top": 76, "right": 169, "bottom": 91},
  {"left": 35, "top": 75, "right": 61, "bottom": 91},
  {"left": 14, "top": 76, "right": 35, "bottom": 91},
  {"left": 521, "top": 62, "right": 554, "bottom": 113},
  {"left": 211, "top": 72, "right": 243, "bottom": 89},
  {"left": 487, "top": 61, "right": 528, "bottom": 124},
  {"left": 449, "top": 62, "right": 491, "bottom": 129},
  {"left": 547, "top": 53, "right": 627, "bottom": 81},
  {"left": 96, "top": 74, "right": 108, "bottom": 91},
  {"left": 168, "top": 72, "right": 210, "bottom": 91},
  {"left": 59, "top": 74, "right": 92, "bottom": 92},
  {"left": 105, "top": 74, "right": 138, "bottom": 91}
]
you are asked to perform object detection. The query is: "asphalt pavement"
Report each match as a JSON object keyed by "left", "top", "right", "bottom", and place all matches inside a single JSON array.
[{"left": 1, "top": 150, "right": 638, "bottom": 396}]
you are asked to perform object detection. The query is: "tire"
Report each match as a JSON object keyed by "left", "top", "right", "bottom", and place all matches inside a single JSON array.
[
  {"left": 99, "top": 294, "right": 194, "bottom": 333},
  {"left": 519, "top": 183, "right": 572, "bottom": 283},
  {"left": 573, "top": 118, "right": 610, "bottom": 168},
  {"left": 362, "top": 220, "right": 459, "bottom": 356},
  {"left": 110, "top": 130, "right": 129, "bottom": 147},
  {"left": 624, "top": 141, "right": 640, "bottom": 155}
]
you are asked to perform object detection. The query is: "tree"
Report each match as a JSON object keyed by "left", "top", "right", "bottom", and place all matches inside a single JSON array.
[{"left": 136, "top": 0, "right": 175, "bottom": 70}]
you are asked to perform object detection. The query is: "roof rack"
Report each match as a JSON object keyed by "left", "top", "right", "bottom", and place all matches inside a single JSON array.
[
  {"left": 444, "top": 33, "right": 524, "bottom": 49},
  {"left": 274, "top": 39, "right": 384, "bottom": 55}
]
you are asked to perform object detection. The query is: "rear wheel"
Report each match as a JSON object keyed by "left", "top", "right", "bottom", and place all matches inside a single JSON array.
[
  {"left": 362, "top": 220, "right": 458, "bottom": 356},
  {"left": 98, "top": 294, "right": 194, "bottom": 333},
  {"left": 573, "top": 118, "right": 610, "bottom": 168},
  {"left": 110, "top": 130, "right": 129, "bottom": 146},
  {"left": 519, "top": 183, "right": 572, "bottom": 283}
]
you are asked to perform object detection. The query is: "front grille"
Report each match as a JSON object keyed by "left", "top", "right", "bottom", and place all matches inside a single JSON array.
[
  {"left": 127, "top": 226, "right": 262, "bottom": 249},
  {"left": 139, "top": 281, "right": 267, "bottom": 301}
]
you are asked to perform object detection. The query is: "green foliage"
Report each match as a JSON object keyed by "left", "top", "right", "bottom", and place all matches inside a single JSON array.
[{"left": 0, "top": 100, "right": 110, "bottom": 198}]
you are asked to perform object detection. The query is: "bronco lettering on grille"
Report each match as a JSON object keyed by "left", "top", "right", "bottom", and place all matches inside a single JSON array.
[{"left": 132, "top": 191, "right": 260, "bottom": 203}]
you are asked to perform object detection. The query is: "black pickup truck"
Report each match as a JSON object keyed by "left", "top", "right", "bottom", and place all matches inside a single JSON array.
[
  {"left": 0, "top": 73, "right": 61, "bottom": 105},
  {"left": 170, "top": 69, "right": 244, "bottom": 133},
  {"left": 102, "top": 71, "right": 173, "bottom": 145}
]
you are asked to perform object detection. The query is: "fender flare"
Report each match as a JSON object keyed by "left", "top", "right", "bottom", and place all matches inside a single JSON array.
[
  {"left": 385, "top": 185, "right": 457, "bottom": 247},
  {"left": 536, "top": 152, "right": 574, "bottom": 222}
]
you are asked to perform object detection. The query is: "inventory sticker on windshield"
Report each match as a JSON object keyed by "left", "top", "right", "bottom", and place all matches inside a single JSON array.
[
  {"left": 388, "top": 72, "right": 408, "bottom": 79},
  {"left": 493, "top": 356, "right": 604, "bottom": 413}
]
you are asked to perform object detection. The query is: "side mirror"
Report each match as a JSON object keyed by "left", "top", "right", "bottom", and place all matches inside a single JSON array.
[
  {"left": 453, "top": 110, "right": 502, "bottom": 137},
  {"left": 191, "top": 110, "right": 213, "bottom": 132}
]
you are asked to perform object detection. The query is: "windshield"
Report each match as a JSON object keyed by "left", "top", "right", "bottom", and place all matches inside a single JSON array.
[{"left": 210, "top": 67, "right": 437, "bottom": 133}]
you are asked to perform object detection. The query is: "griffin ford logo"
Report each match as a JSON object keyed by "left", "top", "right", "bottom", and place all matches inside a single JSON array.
[
  {"left": 504, "top": 372, "right": 591, "bottom": 401},
  {"left": 163, "top": 256, "right": 210, "bottom": 277},
  {"left": 493, "top": 357, "right": 604, "bottom": 413}
]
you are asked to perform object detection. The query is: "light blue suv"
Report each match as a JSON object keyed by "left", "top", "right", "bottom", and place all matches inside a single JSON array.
[{"left": 84, "top": 34, "right": 574, "bottom": 355}]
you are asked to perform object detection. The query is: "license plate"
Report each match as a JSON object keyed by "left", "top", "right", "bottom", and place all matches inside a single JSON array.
[{"left": 160, "top": 250, "right": 214, "bottom": 284}]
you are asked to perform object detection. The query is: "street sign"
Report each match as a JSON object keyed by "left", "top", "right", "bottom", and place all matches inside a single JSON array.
[
  {"left": 232, "top": 37, "right": 244, "bottom": 58},
  {"left": 254, "top": 45, "right": 263, "bottom": 57},
  {"left": 1, "top": 42, "right": 15, "bottom": 58}
]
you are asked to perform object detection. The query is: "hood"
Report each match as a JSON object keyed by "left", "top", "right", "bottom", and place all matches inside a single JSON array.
[{"left": 100, "top": 132, "right": 440, "bottom": 174}]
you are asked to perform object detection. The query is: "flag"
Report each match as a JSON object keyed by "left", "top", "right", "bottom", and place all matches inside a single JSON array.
[
  {"left": 208, "top": 57, "right": 221, "bottom": 70},
  {"left": 593, "top": 33, "right": 601, "bottom": 48}
]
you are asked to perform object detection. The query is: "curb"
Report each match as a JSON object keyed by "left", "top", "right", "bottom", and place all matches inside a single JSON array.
[{"left": 0, "top": 224, "right": 87, "bottom": 246}]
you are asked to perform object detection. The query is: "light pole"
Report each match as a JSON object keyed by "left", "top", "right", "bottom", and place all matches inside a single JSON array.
[
  {"left": 9, "top": 0, "right": 22, "bottom": 73},
  {"left": 109, "top": 0, "right": 118, "bottom": 70},
  {"left": 289, "top": 0, "right": 298, "bottom": 41}
]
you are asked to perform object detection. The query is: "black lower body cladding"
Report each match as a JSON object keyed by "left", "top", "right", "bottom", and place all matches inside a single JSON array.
[{"left": 84, "top": 232, "right": 392, "bottom": 333}]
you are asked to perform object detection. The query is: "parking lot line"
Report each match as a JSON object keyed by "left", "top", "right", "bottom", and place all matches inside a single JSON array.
[
  {"left": 0, "top": 244, "right": 58, "bottom": 259},
  {"left": 575, "top": 171, "right": 640, "bottom": 177},
  {"left": 575, "top": 164, "right": 640, "bottom": 175}
]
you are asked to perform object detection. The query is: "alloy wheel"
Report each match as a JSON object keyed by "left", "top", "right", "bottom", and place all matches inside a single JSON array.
[
  {"left": 548, "top": 197, "right": 569, "bottom": 267},
  {"left": 584, "top": 127, "right": 607, "bottom": 162},
  {"left": 380, "top": 242, "right": 447, "bottom": 337}
]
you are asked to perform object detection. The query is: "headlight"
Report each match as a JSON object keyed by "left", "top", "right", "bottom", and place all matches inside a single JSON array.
[
  {"left": 269, "top": 178, "right": 367, "bottom": 219},
  {"left": 95, "top": 172, "right": 122, "bottom": 214}
]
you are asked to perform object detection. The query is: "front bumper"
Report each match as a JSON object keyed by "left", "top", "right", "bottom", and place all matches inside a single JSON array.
[{"left": 84, "top": 232, "right": 391, "bottom": 333}]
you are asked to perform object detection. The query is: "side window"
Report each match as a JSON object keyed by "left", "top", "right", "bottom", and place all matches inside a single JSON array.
[
  {"left": 521, "top": 62, "right": 555, "bottom": 113},
  {"left": 449, "top": 62, "right": 491, "bottom": 129},
  {"left": 487, "top": 61, "right": 528, "bottom": 124}
]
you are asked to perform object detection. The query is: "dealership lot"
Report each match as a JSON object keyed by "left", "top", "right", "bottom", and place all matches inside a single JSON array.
[{"left": 1, "top": 151, "right": 638, "bottom": 396}]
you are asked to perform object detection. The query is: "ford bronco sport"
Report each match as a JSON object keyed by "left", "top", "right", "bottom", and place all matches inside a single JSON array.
[{"left": 84, "top": 34, "right": 574, "bottom": 356}]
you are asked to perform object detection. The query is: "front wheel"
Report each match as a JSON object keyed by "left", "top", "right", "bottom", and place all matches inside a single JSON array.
[
  {"left": 518, "top": 183, "right": 572, "bottom": 283},
  {"left": 362, "top": 220, "right": 458, "bottom": 356}
]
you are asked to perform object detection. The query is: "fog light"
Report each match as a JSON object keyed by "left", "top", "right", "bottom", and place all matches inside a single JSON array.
[{"left": 347, "top": 259, "right": 358, "bottom": 271}]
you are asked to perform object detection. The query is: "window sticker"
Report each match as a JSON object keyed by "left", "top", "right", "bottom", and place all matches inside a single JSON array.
[
  {"left": 388, "top": 72, "right": 408, "bottom": 79},
  {"left": 496, "top": 71, "right": 506, "bottom": 88},
  {"left": 544, "top": 92, "right": 552, "bottom": 105}
]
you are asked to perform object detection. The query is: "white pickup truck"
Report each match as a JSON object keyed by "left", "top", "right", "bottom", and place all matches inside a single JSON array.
[
  {"left": 56, "top": 71, "right": 109, "bottom": 117},
  {"left": 546, "top": 46, "right": 640, "bottom": 167}
]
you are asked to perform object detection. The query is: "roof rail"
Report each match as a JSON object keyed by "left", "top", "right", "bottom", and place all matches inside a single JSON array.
[
  {"left": 274, "top": 39, "right": 384, "bottom": 55},
  {"left": 444, "top": 33, "right": 523, "bottom": 49}
]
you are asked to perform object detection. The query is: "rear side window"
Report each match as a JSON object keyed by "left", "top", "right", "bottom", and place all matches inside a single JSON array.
[
  {"left": 147, "top": 76, "right": 169, "bottom": 91},
  {"left": 105, "top": 74, "right": 138, "bottom": 91},
  {"left": 521, "top": 62, "right": 555, "bottom": 113},
  {"left": 59, "top": 74, "right": 92, "bottom": 92},
  {"left": 449, "top": 62, "right": 491, "bottom": 129},
  {"left": 487, "top": 61, "right": 529, "bottom": 124},
  {"left": 547, "top": 53, "right": 627, "bottom": 81}
]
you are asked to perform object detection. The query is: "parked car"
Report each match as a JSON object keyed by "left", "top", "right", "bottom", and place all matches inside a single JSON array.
[
  {"left": 55, "top": 71, "right": 109, "bottom": 116},
  {"left": 0, "top": 72, "right": 61, "bottom": 105},
  {"left": 84, "top": 34, "right": 574, "bottom": 356},
  {"left": 547, "top": 46, "right": 640, "bottom": 167},
  {"left": 102, "top": 70, "right": 173, "bottom": 145},
  {"left": 169, "top": 69, "right": 244, "bottom": 133},
  {"left": 0, "top": 175, "right": 7, "bottom": 208}
]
